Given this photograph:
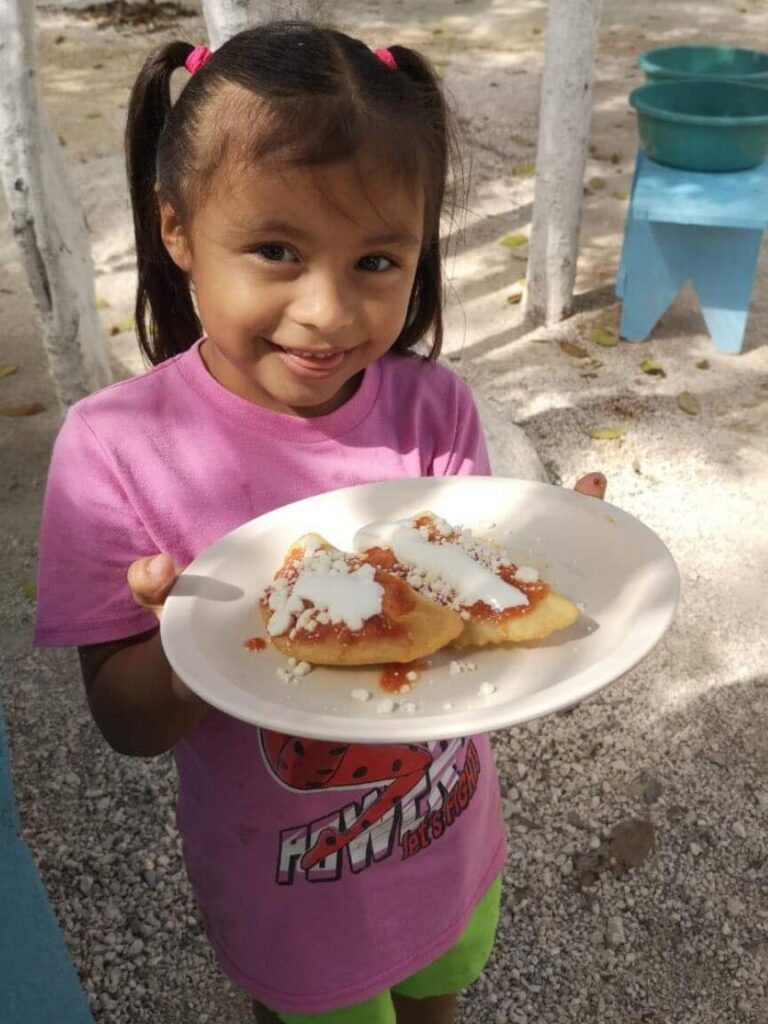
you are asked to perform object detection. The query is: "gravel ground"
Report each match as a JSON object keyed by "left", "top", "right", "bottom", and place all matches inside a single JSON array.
[{"left": 2, "top": 1, "right": 768, "bottom": 1022}]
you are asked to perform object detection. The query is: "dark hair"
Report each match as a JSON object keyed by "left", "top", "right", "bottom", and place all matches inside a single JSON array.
[{"left": 125, "top": 20, "right": 461, "bottom": 366}]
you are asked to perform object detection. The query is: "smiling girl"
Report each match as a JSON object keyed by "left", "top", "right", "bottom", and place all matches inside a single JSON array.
[{"left": 35, "top": 21, "right": 603, "bottom": 1024}]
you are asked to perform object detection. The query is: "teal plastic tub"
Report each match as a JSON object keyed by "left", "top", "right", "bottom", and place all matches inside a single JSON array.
[
  {"left": 639, "top": 45, "right": 768, "bottom": 86},
  {"left": 629, "top": 79, "right": 768, "bottom": 171}
]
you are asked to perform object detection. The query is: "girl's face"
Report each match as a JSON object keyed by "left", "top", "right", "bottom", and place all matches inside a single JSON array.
[{"left": 161, "top": 159, "right": 425, "bottom": 416}]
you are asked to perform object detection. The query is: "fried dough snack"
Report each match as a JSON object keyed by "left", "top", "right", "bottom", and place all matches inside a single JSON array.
[
  {"left": 260, "top": 533, "right": 463, "bottom": 666},
  {"left": 359, "top": 513, "right": 580, "bottom": 649}
]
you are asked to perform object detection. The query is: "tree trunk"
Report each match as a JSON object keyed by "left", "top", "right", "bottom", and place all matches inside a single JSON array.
[
  {"left": 0, "top": 0, "right": 111, "bottom": 411},
  {"left": 202, "top": 0, "right": 252, "bottom": 48},
  {"left": 524, "top": 0, "right": 603, "bottom": 325},
  {"left": 202, "top": 0, "right": 330, "bottom": 48}
]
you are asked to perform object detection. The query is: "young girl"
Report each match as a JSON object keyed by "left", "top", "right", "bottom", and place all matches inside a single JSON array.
[{"left": 35, "top": 21, "right": 604, "bottom": 1024}]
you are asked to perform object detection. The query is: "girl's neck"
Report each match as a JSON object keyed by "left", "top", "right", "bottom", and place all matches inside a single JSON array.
[{"left": 198, "top": 338, "right": 364, "bottom": 418}]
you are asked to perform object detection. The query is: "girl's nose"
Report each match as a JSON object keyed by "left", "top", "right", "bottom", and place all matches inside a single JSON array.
[{"left": 290, "top": 270, "right": 356, "bottom": 334}]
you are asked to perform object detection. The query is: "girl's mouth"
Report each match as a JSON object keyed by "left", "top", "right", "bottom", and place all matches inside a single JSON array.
[{"left": 269, "top": 341, "right": 348, "bottom": 378}]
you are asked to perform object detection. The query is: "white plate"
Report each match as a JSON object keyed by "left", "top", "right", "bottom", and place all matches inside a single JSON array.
[{"left": 161, "top": 477, "right": 679, "bottom": 742}]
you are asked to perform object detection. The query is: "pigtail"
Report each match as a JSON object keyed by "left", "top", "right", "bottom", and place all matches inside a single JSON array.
[
  {"left": 385, "top": 45, "right": 464, "bottom": 362},
  {"left": 126, "top": 41, "right": 201, "bottom": 365}
]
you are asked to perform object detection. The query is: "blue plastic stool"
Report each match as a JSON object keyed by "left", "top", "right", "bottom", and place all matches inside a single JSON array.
[
  {"left": 0, "top": 701, "right": 96, "bottom": 1023},
  {"left": 617, "top": 151, "right": 768, "bottom": 353}
]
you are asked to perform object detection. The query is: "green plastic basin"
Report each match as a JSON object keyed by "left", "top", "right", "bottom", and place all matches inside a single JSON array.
[
  {"left": 639, "top": 45, "right": 768, "bottom": 86},
  {"left": 629, "top": 80, "right": 768, "bottom": 171}
]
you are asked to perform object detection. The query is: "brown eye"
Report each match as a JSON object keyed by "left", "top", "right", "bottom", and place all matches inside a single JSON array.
[
  {"left": 253, "top": 244, "right": 298, "bottom": 263},
  {"left": 358, "top": 254, "right": 394, "bottom": 272}
]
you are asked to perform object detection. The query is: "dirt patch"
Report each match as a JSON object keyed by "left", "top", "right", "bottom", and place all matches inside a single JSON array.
[{"left": 74, "top": 0, "right": 195, "bottom": 32}]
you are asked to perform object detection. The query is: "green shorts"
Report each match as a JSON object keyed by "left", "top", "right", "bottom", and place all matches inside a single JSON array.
[{"left": 270, "top": 876, "right": 502, "bottom": 1024}]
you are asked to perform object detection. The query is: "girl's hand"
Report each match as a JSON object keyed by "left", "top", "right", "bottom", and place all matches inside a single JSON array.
[
  {"left": 574, "top": 472, "right": 607, "bottom": 499},
  {"left": 127, "top": 553, "right": 201, "bottom": 703}
]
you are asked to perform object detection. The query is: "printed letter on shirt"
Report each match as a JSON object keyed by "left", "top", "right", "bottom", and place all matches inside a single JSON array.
[{"left": 260, "top": 732, "right": 481, "bottom": 885}]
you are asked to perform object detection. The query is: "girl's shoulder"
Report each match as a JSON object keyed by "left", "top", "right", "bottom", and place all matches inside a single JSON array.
[{"left": 66, "top": 351, "right": 188, "bottom": 431}]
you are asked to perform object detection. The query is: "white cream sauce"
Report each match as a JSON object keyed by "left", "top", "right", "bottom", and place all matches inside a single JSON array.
[
  {"left": 353, "top": 522, "right": 528, "bottom": 611},
  {"left": 267, "top": 565, "right": 383, "bottom": 636}
]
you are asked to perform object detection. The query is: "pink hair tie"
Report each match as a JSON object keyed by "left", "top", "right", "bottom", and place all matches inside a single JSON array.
[
  {"left": 185, "top": 45, "right": 212, "bottom": 75},
  {"left": 373, "top": 47, "right": 397, "bottom": 70}
]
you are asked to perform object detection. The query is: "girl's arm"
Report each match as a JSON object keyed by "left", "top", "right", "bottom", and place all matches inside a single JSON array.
[{"left": 78, "top": 554, "right": 208, "bottom": 758}]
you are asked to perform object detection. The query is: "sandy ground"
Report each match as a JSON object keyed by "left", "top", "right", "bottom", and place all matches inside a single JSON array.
[{"left": 2, "top": 1, "right": 768, "bottom": 1022}]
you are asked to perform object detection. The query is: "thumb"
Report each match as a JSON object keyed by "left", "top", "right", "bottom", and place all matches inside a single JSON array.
[{"left": 127, "top": 553, "right": 182, "bottom": 618}]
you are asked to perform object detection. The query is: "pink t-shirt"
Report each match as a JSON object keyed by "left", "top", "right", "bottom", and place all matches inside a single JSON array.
[{"left": 35, "top": 343, "right": 506, "bottom": 1014}]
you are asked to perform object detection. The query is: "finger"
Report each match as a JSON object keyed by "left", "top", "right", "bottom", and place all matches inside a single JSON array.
[
  {"left": 574, "top": 472, "right": 607, "bottom": 499},
  {"left": 127, "top": 553, "right": 182, "bottom": 617}
]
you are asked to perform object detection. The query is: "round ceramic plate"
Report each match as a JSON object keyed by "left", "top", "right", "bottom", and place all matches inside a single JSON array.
[{"left": 160, "top": 477, "right": 679, "bottom": 742}]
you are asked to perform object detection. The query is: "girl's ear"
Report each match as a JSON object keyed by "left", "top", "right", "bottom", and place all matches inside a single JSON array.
[{"left": 159, "top": 201, "right": 193, "bottom": 273}]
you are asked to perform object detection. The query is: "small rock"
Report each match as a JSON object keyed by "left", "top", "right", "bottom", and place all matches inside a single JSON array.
[
  {"left": 727, "top": 896, "right": 745, "bottom": 917},
  {"left": 732, "top": 821, "right": 747, "bottom": 839},
  {"left": 606, "top": 916, "right": 625, "bottom": 948},
  {"left": 79, "top": 875, "right": 94, "bottom": 895}
]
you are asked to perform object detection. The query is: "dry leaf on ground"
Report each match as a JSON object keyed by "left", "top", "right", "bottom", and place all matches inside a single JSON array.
[
  {"left": 21, "top": 580, "right": 37, "bottom": 601},
  {"left": 640, "top": 359, "right": 666, "bottom": 377},
  {"left": 0, "top": 364, "right": 18, "bottom": 380},
  {"left": 0, "top": 402, "right": 45, "bottom": 417},
  {"left": 677, "top": 391, "right": 701, "bottom": 416},
  {"left": 591, "top": 327, "right": 619, "bottom": 348},
  {"left": 500, "top": 233, "right": 528, "bottom": 249},
  {"left": 696, "top": 359, "right": 711, "bottom": 370},
  {"left": 587, "top": 427, "right": 626, "bottom": 440},
  {"left": 507, "top": 279, "right": 527, "bottom": 305},
  {"left": 559, "top": 341, "right": 589, "bottom": 359},
  {"left": 513, "top": 162, "right": 536, "bottom": 178}
]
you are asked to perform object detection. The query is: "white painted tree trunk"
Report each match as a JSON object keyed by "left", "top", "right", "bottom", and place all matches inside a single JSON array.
[
  {"left": 202, "top": 0, "right": 253, "bottom": 48},
  {"left": 202, "top": 0, "right": 329, "bottom": 48},
  {"left": 0, "top": 0, "right": 111, "bottom": 411},
  {"left": 525, "top": 0, "right": 603, "bottom": 325}
]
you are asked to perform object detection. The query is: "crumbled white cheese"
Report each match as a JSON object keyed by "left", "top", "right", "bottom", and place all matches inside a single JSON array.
[
  {"left": 264, "top": 547, "right": 384, "bottom": 638},
  {"left": 350, "top": 688, "right": 372, "bottom": 702},
  {"left": 449, "top": 659, "right": 477, "bottom": 676},
  {"left": 442, "top": 702, "right": 453, "bottom": 711},
  {"left": 514, "top": 565, "right": 540, "bottom": 584},
  {"left": 376, "top": 699, "right": 397, "bottom": 715},
  {"left": 277, "top": 660, "right": 313, "bottom": 685},
  {"left": 405, "top": 670, "right": 419, "bottom": 682},
  {"left": 479, "top": 682, "right": 497, "bottom": 697}
]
